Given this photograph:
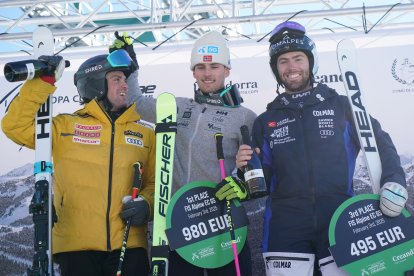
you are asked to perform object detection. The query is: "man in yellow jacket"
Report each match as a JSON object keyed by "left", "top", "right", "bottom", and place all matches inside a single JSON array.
[{"left": 1, "top": 49, "right": 155, "bottom": 275}]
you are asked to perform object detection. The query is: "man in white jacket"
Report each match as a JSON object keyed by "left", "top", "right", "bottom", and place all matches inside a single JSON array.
[{"left": 110, "top": 31, "right": 257, "bottom": 275}]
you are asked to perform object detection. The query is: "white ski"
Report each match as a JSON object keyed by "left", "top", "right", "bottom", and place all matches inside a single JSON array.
[
  {"left": 336, "top": 39, "right": 382, "bottom": 194},
  {"left": 28, "top": 26, "right": 55, "bottom": 276}
]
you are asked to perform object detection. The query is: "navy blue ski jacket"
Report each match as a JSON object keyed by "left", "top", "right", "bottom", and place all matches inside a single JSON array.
[{"left": 252, "top": 83, "right": 406, "bottom": 252}]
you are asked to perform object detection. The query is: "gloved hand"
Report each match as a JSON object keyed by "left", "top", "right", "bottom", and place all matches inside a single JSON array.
[
  {"left": 38, "top": 55, "right": 65, "bottom": 85},
  {"left": 215, "top": 176, "right": 249, "bottom": 201},
  {"left": 121, "top": 195, "right": 150, "bottom": 226},
  {"left": 109, "top": 31, "right": 138, "bottom": 67},
  {"left": 379, "top": 182, "right": 408, "bottom": 217}
]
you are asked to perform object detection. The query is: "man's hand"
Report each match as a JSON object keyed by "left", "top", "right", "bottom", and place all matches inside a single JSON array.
[
  {"left": 109, "top": 31, "right": 138, "bottom": 67},
  {"left": 38, "top": 55, "right": 65, "bottom": 85},
  {"left": 215, "top": 176, "right": 249, "bottom": 201},
  {"left": 236, "top": 144, "right": 260, "bottom": 169},
  {"left": 121, "top": 195, "right": 150, "bottom": 226},
  {"left": 379, "top": 182, "right": 408, "bottom": 217}
]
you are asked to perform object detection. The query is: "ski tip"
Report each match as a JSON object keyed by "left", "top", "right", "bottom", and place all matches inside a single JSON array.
[
  {"left": 32, "top": 27, "right": 54, "bottom": 58},
  {"left": 156, "top": 92, "right": 177, "bottom": 106},
  {"left": 158, "top": 92, "right": 176, "bottom": 99},
  {"left": 32, "top": 27, "right": 53, "bottom": 39},
  {"left": 337, "top": 39, "right": 356, "bottom": 51},
  {"left": 336, "top": 39, "right": 357, "bottom": 61}
]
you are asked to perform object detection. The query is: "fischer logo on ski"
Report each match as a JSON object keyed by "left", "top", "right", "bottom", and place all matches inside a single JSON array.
[
  {"left": 158, "top": 133, "right": 173, "bottom": 217},
  {"left": 337, "top": 39, "right": 382, "bottom": 194},
  {"left": 151, "top": 93, "right": 177, "bottom": 276},
  {"left": 157, "top": 113, "right": 177, "bottom": 218}
]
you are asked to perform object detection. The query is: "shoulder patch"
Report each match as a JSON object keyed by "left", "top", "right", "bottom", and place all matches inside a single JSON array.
[{"left": 136, "top": 119, "right": 155, "bottom": 130}]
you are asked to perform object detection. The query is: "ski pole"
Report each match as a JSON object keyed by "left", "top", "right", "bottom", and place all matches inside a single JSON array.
[
  {"left": 214, "top": 133, "right": 241, "bottom": 276},
  {"left": 116, "top": 161, "right": 144, "bottom": 276}
]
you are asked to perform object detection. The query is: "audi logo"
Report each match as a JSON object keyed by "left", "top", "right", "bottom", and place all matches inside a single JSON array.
[{"left": 320, "top": 130, "right": 334, "bottom": 136}]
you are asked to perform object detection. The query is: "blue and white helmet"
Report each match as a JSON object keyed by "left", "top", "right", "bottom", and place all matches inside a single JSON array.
[{"left": 268, "top": 21, "right": 319, "bottom": 86}]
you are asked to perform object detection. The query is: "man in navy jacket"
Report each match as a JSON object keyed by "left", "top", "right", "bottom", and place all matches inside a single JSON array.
[{"left": 236, "top": 21, "right": 408, "bottom": 276}]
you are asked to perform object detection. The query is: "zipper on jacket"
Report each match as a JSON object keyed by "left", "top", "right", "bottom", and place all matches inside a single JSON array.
[
  {"left": 106, "top": 120, "right": 116, "bottom": 251},
  {"left": 97, "top": 103, "right": 117, "bottom": 252},
  {"left": 186, "top": 105, "right": 205, "bottom": 183},
  {"left": 299, "top": 109, "right": 318, "bottom": 231}
]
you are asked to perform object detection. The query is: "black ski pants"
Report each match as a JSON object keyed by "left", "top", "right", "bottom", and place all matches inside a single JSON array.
[{"left": 54, "top": 247, "right": 149, "bottom": 276}]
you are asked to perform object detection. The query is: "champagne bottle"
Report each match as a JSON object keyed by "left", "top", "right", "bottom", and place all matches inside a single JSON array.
[
  {"left": 240, "top": 125, "right": 268, "bottom": 198},
  {"left": 4, "top": 60, "right": 49, "bottom": 82}
]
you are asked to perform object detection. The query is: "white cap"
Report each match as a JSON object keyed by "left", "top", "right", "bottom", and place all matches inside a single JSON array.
[{"left": 190, "top": 30, "right": 231, "bottom": 70}]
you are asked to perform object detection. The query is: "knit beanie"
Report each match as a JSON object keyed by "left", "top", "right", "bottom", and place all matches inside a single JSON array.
[{"left": 190, "top": 30, "right": 231, "bottom": 70}]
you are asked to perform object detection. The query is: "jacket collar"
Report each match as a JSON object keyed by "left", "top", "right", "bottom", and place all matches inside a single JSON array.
[
  {"left": 76, "top": 100, "right": 140, "bottom": 123},
  {"left": 266, "top": 83, "right": 338, "bottom": 111}
]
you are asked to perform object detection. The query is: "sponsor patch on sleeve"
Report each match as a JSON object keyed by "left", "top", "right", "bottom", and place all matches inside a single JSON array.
[{"left": 136, "top": 120, "right": 155, "bottom": 130}]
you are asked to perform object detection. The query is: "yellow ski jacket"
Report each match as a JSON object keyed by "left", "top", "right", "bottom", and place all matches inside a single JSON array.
[{"left": 1, "top": 78, "right": 155, "bottom": 254}]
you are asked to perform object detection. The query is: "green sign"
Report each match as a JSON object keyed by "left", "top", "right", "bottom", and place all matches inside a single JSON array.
[
  {"left": 329, "top": 194, "right": 414, "bottom": 275},
  {"left": 166, "top": 180, "right": 248, "bottom": 268}
]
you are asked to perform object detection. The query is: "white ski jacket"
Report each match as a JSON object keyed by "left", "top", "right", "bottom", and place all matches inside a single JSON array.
[{"left": 128, "top": 72, "right": 257, "bottom": 192}]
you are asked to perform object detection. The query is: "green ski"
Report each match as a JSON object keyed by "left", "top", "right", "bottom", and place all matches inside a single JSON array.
[{"left": 151, "top": 92, "right": 177, "bottom": 276}]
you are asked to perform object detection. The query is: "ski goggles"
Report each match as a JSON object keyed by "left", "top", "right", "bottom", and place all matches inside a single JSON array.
[
  {"left": 269, "top": 21, "right": 306, "bottom": 43},
  {"left": 107, "top": 49, "right": 134, "bottom": 68},
  {"left": 220, "top": 85, "right": 243, "bottom": 107},
  {"left": 194, "top": 85, "right": 243, "bottom": 107}
]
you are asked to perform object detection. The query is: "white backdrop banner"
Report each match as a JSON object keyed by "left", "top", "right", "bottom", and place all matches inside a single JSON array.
[
  {"left": 1, "top": 35, "right": 413, "bottom": 174},
  {"left": 0, "top": 32, "right": 413, "bottom": 275}
]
